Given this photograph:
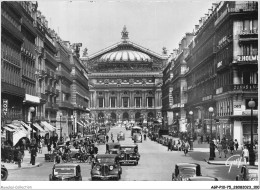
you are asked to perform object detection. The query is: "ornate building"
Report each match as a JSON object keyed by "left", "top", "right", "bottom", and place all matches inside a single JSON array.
[{"left": 82, "top": 26, "right": 167, "bottom": 125}]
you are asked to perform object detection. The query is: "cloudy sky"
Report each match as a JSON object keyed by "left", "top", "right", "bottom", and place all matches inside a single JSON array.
[{"left": 38, "top": 0, "right": 214, "bottom": 56}]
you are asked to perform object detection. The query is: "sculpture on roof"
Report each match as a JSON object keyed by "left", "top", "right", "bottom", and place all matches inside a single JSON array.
[
  {"left": 162, "top": 47, "right": 167, "bottom": 55},
  {"left": 121, "top": 25, "right": 129, "bottom": 41},
  {"left": 82, "top": 48, "right": 88, "bottom": 57}
]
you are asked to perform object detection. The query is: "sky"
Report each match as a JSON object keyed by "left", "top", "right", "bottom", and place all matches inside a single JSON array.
[{"left": 38, "top": 0, "right": 214, "bottom": 56}]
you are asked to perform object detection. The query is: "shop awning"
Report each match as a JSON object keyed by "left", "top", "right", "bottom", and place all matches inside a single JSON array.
[
  {"left": 7, "top": 124, "right": 19, "bottom": 130},
  {"left": 21, "top": 121, "right": 32, "bottom": 130},
  {"left": 77, "top": 121, "right": 83, "bottom": 127},
  {"left": 4, "top": 126, "right": 16, "bottom": 132},
  {"left": 13, "top": 129, "right": 27, "bottom": 145},
  {"left": 33, "top": 123, "right": 45, "bottom": 132},
  {"left": 41, "top": 121, "right": 55, "bottom": 132}
]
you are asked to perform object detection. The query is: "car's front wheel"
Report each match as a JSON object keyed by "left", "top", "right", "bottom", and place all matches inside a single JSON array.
[{"left": 1, "top": 169, "right": 8, "bottom": 181}]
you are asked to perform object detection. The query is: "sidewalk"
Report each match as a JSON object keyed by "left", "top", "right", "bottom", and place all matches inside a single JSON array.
[
  {"left": 191, "top": 140, "right": 258, "bottom": 166},
  {"left": 2, "top": 147, "right": 47, "bottom": 170}
]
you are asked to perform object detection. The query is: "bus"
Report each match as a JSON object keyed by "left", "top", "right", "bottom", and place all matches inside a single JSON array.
[{"left": 131, "top": 126, "right": 142, "bottom": 143}]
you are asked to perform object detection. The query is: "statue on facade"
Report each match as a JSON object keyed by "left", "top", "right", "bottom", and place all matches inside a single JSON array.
[{"left": 162, "top": 47, "right": 168, "bottom": 55}]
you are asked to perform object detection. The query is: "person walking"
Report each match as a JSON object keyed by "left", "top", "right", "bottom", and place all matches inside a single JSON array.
[
  {"left": 242, "top": 146, "right": 249, "bottom": 164},
  {"left": 183, "top": 140, "right": 190, "bottom": 156},
  {"left": 206, "top": 135, "right": 210, "bottom": 144},
  {"left": 221, "top": 138, "right": 228, "bottom": 158},
  {"left": 229, "top": 139, "right": 235, "bottom": 154},
  {"left": 30, "top": 145, "right": 37, "bottom": 165},
  {"left": 38, "top": 140, "right": 42, "bottom": 154},
  {"left": 209, "top": 140, "right": 216, "bottom": 160},
  {"left": 106, "top": 135, "right": 109, "bottom": 143},
  {"left": 234, "top": 139, "right": 239, "bottom": 151},
  {"left": 110, "top": 133, "right": 113, "bottom": 141},
  {"left": 167, "top": 140, "right": 172, "bottom": 151},
  {"left": 17, "top": 149, "right": 23, "bottom": 168}
]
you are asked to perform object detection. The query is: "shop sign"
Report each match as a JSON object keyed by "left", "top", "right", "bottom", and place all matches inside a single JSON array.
[
  {"left": 242, "top": 110, "right": 258, "bottom": 116},
  {"left": 2, "top": 99, "right": 8, "bottom": 115},
  {"left": 233, "top": 100, "right": 242, "bottom": 115}
]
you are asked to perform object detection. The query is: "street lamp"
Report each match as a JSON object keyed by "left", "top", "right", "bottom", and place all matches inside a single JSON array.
[
  {"left": 189, "top": 111, "right": 193, "bottom": 150},
  {"left": 71, "top": 114, "right": 75, "bottom": 136},
  {"left": 29, "top": 107, "right": 35, "bottom": 139},
  {"left": 59, "top": 112, "right": 63, "bottom": 141},
  {"left": 208, "top": 107, "right": 214, "bottom": 141},
  {"left": 176, "top": 113, "right": 179, "bottom": 136},
  {"left": 248, "top": 99, "right": 256, "bottom": 166}
]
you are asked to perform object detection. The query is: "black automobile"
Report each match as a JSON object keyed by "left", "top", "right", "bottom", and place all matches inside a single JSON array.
[
  {"left": 188, "top": 176, "right": 218, "bottom": 181},
  {"left": 118, "top": 144, "right": 140, "bottom": 165},
  {"left": 172, "top": 163, "right": 201, "bottom": 181},
  {"left": 91, "top": 154, "right": 122, "bottom": 180},
  {"left": 236, "top": 165, "right": 258, "bottom": 181},
  {"left": 107, "top": 142, "right": 121, "bottom": 154},
  {"left": 49, "top": 164, "right": 82, "bottom": 181},
  {"left": 1, "top": 165, "right": 8, "bottom": 181}
]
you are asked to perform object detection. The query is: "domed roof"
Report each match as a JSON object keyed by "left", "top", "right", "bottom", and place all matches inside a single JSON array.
[{"left": 99, "top": 50, "right": 152, "bottom": 62}]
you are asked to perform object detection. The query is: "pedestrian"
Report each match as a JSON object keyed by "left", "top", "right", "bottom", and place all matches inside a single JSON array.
[
  {"left": 110, "top": 133, "right": 113, "bottom": 141},
  {"left": 106, "top": 135, "right": 109, "bottom": 143},
  {"left": 106, "top": 143, "right": 109, "bottom": 154},
  {"left": 200, "top": 135, "right": 203, "bottom": 144},
  {"left": 17, "top": 149, "right": 23, "bottom": 168},
  {"left": 221, "top": 138, "right": 228, "bottom": 158},
  {"left": 47, "top": 143, "right": 52, "bottom": 154},
  {"left": 209, "top": 140, "right": 216, "bottom": 160},
  {"left": 183, "top": 140, "right": 190, "bottom": 156},
  {"left": 229, "top": 139, "right": 235, "bottom": 154},
  {"left": 242, "top": 146, "right": 249, "bottom": 164},
  {"left": 38, "top": 140, "right": 42, "bottom": 154},
  {"left": 167, "top": 140, "right": 171, "bottom": 151},
  {"left": 234, "top": 139, "right": 239, "bottom": 151},
  {"left": 213, "top": 138, "right": 217, "bottom": 146},
  {"left": 69, "top": 133, "right": 72, "bottom": 141},
  {"left": 206, "top": 135, "right": 210, "bottom": 144},
  {"left": 30, "top": 145, "right": 37, "bottom": 165},
  {"left": 217, "top": 141, "right": 222, "bottom": 158}
]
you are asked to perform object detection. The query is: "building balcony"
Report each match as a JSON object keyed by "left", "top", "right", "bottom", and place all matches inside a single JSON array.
[
  {"left": 34, "top": 116, "right": 46, "bottom": 121},
  {"left": 1, "top": 16, "right": 23, "bottom": 42},
  {"left": 56, "top": 70, "right": 73, "bottom": 83},
  {"left": 45, "top": 51, "right": 58, "bottom": 68},
  {"left": 59, "top": 101, "right": 74, "bottom": 109},
  {"left": 45, "top": 85, "right": 51, "bottom": 94},
  {"left": 38, "top": 92, "right": 48, "bottom": 102},
  {"left": 53, "top": 103, "right": 59, "bottom": 110},
  {"left": 61, "top": 84, "right": 71, "bottom": 94},
  {"left": 45, "top": 102, "right": 53, "bottom": 109},
  {"left": 54, "top": 89, "right": 60, "bottom": 96}
]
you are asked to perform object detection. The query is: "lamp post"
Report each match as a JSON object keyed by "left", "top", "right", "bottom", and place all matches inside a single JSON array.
[
  {"left": 59, "top": 112, "right": 63, "bottom": 141},
  {"left": 176, "top": 113, "right": 179, "bottom": 136},
  {"left": 71, "top": 114, "right": 75, "bottom": 136},
  {"left": 29, "top": 107, "right": 35, "bottom": 139},
  {"left": 208, "top": 107, "right": 214, "bottom": 141},
  {"left": 189, "top": 111, "right": 193, "bottom": 150},
  {"left": 248, "top": 99, "right": 256, "bottom": 166}
]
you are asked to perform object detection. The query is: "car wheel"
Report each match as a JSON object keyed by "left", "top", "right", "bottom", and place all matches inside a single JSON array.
[
  {"left": 1, "top": 169, "right": 8, "bottom": 181},
  {"left": 118, "top": 174, "right": 121, "bottom": 180}
]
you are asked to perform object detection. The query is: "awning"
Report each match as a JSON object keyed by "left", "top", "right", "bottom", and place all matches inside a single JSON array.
[
  {"left": 7, "top": 124, "right": 19, "bottom": 129},
  {"left": 33, "top": 123, "right": 45, "bottom": 132},
  {"left": 77, "top": 121, "right": 83, "bottom": 127},
  {"left": 4, "top": 126, "right": 16, "bottom": 132},
  {"left": 41, "top": 121, "right": 55, "bottom": 132},
  {"left": 13, "top": 129, "right": 27, "bottom": 145},
  {"left": 21, "top": 121, "right": 32, "bottom": 130}
]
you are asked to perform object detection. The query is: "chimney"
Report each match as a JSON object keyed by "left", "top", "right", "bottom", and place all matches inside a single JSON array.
[
  {"left": 195, "top": 25, "right": 199, "bottom": 32},
  {"left": 208, "top": 8, "right": 213, "bottom": 15},
  {"left": 199, "top": 19, "right": 202, "bottom": 27},
  {"left": 212, "top": 3, "right": 218, "bottom": 10}
]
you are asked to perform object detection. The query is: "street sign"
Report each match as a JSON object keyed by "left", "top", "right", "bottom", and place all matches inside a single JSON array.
[{"left": 2, "top": 99, "right": 8, "bottom": 115}]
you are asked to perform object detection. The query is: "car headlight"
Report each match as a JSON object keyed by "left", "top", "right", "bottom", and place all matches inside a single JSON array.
[
  {"left": 109, "top": 166, "right": 114, "bottom": 170},
  {"left": 96, "top": 166, "right": 100, "bottom": 171}
]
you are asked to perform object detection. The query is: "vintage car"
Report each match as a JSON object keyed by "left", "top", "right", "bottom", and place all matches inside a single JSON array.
[
  {"left": 107, "top": 142, "right": 121, "bottom": 154},
  {"left": 168, "top": 137, "right": 180, "bottom": 151},
  {"left": 1, "top": 165, "right": 8, "bottom": 181},
  {"left": 188, "top": 176, "right": 218, "bottom": 181},
  {"left": 125, "top": 124, "right": 132, "bottom": 130},
  {"left": 118, "top": 144, "right": 140, "bottom": 165},
  {"left": 117, "top": 131, "right": 125, "bottom": 141},
  {"left": 49, "top": 164, "right": 82, "bottom": 181},
  {"left": 172, "top": 163, "right": 201, "bottom": 181},
  {"left": 236, "top": 165, "right": 258, "bottom": 181},
  {"left": 91, "top": 154, "right": 122, "bottom": 180}
]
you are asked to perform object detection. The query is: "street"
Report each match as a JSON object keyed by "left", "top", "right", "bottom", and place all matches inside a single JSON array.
[{"left": 6, "top": 126, "right": 241, "bottom": 181}]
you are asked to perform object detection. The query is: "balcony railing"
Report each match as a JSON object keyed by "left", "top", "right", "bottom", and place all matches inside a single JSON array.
[
  {"left": 53, "top": 103, "right": 59, "bottom": 110},
  {"left": 59, "top": 101, "right": 74, "bottom": 109},
  {"left": 37, "top": 92, "right": 48, "bottom": 102},
  {"left": 45, "top": 102, "right": 52, "bottom": 109},
  {"left": 45, "top": 85, "right": 51, "bottom": 93}
]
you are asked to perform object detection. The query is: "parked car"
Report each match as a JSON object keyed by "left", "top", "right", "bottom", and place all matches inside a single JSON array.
[
  {"left": 1, "top": 165, "right": 8, "bottom": 181},
  {"left": 236, "top": 165, "right": 258, "bottom": 181},
  {"left": 91, "top": 154, "right": 122, "bottom": 180},
  {"left": 118, "top": 144, "right": 140, "bottom": 165},
  {"left": 49, "top": 164, "right": 82, "bottom": 181},
  {"left": 117, "top": 131, "right": 125, "bottom": 141},
  {"left": 172, "top": 163, "right": 201, "bottom": 181},
  {"left": 107, "top": 142, "right": 121, "bottom": 154},
  {"left": 188, "top": 176, "right": 218, "bottom": 181}
]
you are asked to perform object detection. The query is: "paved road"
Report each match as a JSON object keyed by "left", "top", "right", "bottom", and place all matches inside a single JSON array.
[{"left": 6, "top": 126, "right": 240, "bottom": 181}]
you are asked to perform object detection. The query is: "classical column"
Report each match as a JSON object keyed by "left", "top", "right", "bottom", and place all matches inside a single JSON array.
[{"left": 142, "top": 91, "right": 146, "bottom": 108}]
